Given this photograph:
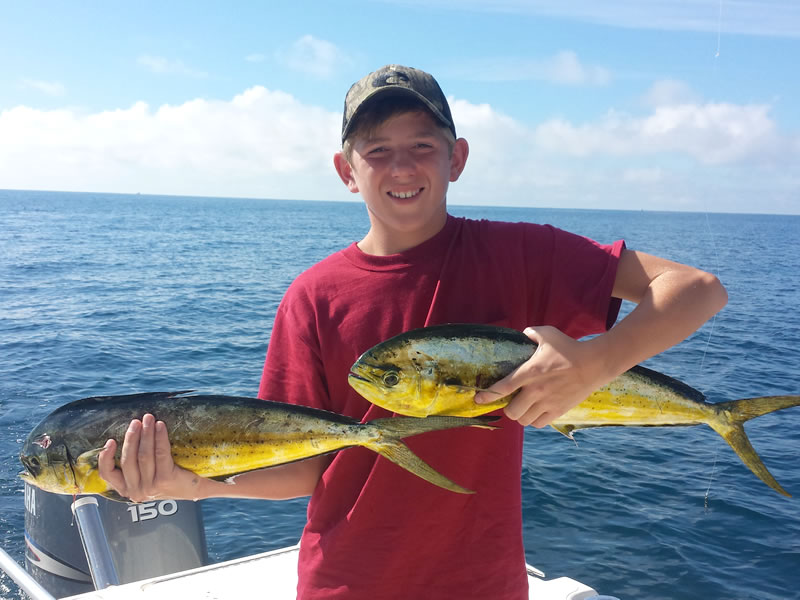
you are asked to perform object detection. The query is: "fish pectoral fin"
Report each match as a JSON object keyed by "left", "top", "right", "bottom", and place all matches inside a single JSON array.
[
  {"left": 550, "top": 424, "right": 576, "bottom": 440},
  {"left": 452, "top": 384, "right": 491, "bottom": 394},
  {"left": 75, "top": 447, "right": 107, "bottom": 471}
]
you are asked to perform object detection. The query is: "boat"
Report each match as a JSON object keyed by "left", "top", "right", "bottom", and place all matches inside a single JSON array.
[{"left": 0, "top": 484, "right": 607, "bottom": 600}]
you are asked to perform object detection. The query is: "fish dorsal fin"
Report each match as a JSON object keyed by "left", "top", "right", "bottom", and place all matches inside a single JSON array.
[
  {"left": 51, "top": 391, "right": 195, "bottom": 416},
  {"left": 88, "top": 390, "right": 194, "bottom": 404}
]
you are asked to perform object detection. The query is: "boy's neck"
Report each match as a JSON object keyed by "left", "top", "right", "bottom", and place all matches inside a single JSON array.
[{"left": 358, "top": 212, "right": 448, "bottom": 256}]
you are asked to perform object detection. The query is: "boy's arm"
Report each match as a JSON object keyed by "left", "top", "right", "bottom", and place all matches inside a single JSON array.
[
  {"left": 97, "top": 414, "right": 326, "bottom": 503},
  {"left": 475, "top": 248, "right": 728, "bottom": 427}
]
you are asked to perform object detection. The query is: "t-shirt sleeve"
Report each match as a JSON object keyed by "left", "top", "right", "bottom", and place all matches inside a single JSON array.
[
  {"left": 257, "top": 279, "right": 330, "bottom": 409},
  {"left": 534, "top": 225, "right": 625, "bottom": 338}
]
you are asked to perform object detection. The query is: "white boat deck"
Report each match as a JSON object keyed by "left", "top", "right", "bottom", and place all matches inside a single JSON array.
[{"left": 61, "top": 545, "right": 599, "bottom": 600}]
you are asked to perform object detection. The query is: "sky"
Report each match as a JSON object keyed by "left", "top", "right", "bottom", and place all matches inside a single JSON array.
[{"left": 1, "top": 0, "right": 799, "bottom": 214}]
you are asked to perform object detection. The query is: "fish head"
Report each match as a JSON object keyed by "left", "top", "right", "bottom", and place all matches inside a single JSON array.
[
  {"left": 19, "top": 432, "right": 81, "bottom": 495},
  {"left": 349, "top": 324, "right": 535, "bottom": 417},
  {"left": 349, "top": 333, "right": 498, "bottom": 417},
  {"left": 348, "top": 350, "right": 435, "bottom": 417}
]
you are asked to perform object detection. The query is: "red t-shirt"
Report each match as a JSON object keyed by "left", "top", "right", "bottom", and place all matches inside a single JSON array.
[{"left": 259, "top": 215, "right": 624, "bottom": 600}]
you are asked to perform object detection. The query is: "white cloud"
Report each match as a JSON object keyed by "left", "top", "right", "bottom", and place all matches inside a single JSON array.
[
  {"left": 21, "top": 79, "right": 66, "bottom": 97},
  {"left": 449, "top": 92, "right": 797, "bottom": 211},
  {"left": 447, "top": 51, "right": 610, "bottom": 85},
  {"left": 0, "top": 86, "right": 796, "bottom": 213},
  {"left": 533, "top": 102, "right": 783, "bottom": 164},
  {"left": 137, "top": 55, "right": 208, "bottom": 78},
  {"left": 245, "top": 53, "right": 267, "bottom": 63},
  {"left": 275, "top": 35, "right": 353, "bottom": 79},
  {"left": 545, "top": 51, "right": 611, "bottom": 85},
  {"left": 0, "top": 87, "right": 340, "bottom": 200},
  {"left": 641, "top": 80, "right": 701, "bottom": 108}
]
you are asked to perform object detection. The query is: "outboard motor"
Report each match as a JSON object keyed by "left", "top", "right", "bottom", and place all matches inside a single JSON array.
[{"left": 24, "top": 483, "right": 208, "bottom": 598}]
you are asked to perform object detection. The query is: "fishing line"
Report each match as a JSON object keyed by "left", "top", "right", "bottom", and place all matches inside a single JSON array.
[
  {"left": 698, "top": 214, "right": 721, "bottom": 374},
  {"left": 700, "top": 0, "right": 725, "bottom": 373},
  {"left": 699, "top": 0, "right": 726, "bottom": 501},
  {"left": 704, "top": 454, "right": 718, "bottom": 510}
]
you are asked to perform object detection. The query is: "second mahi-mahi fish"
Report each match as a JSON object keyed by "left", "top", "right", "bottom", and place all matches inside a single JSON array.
[
  {"left": 19, "top": 391, "right": 497, "bottom": 499},
  {"left": 348, "top": 323, "right": 800, "bottom": 497}
]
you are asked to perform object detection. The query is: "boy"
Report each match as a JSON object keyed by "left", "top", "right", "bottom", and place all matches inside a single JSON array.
[{"left": 99, "top": 65, "right": 727, "bottom": 599}]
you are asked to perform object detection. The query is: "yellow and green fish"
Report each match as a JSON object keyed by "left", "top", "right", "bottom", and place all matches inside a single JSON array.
[
  {"left": 20, "top": 391, "right": 497, "bottom": 499},
  {"left": 348, "top": 323, "right": 800, "bottom": 497}
]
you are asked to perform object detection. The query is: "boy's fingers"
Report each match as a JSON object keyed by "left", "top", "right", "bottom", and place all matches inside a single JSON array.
[
  {"left": 522, "top": 326, "right": 544, "bottom": 343},
  {"left": 503, "top": 388, "right": 539, "bottom": 423},
  {"left": 153, "top": 420, "right": 174, "bottom": 476},
  {"left": 119, "top": 419, "right": 143, "bottom": 492},
  {"left": 474, "top": 372, "right": 522, "bottom": 404},
  {"left": 475, "top": 327, "right": 549, "bottom": 406},
  {"left": 513, "top": 400, "right": 553, "bottom": 428},
  {"left": 97, "top": 439, "right": 127, "bottom": 495},
  {"left": 138, "top": 414, "right": 157, "bottom": 485},
  {"left": 475, "top": 352, "right": 543, "bottom": 405}
]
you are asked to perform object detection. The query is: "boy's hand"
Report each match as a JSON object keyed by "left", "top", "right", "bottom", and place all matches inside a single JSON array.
[
  {"left": 98, "top": 414, "right": 204, "bottom": 502},
  {"left": 474, "top": 326, "right": 607, "bottom": 428}
]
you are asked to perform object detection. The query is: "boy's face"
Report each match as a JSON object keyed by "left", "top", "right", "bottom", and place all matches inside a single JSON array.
[{"left": 334, "top": 110, "right": 468, "bottom": 252}]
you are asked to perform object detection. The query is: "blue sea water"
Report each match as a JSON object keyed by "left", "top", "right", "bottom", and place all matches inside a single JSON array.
[{"left": 1, "top": 189, "right": 799, "bottom": 600}]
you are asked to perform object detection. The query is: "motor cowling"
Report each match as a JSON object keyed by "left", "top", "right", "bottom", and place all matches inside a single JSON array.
[{"left": 24, "top": 483, "right": 208, "bottom": 597}]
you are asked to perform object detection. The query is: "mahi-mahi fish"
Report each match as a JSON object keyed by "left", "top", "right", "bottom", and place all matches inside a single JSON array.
[
  {"left": 19, "top": 391, "right": 498, "bottom": 499},
  {"left": 348, "top": 324, "right": 800, "bottom": 497}
]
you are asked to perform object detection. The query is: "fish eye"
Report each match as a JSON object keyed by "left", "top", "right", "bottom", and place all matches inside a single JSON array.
[
  {"left": 29, "top": 457, "right": 40, "bottom": 467},
  {"left": 382, "top": 371, "right": 400, "bottom": 387}
]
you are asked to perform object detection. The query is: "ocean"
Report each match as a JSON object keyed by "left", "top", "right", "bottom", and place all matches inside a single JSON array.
[{"left": 1, "top": 189, "right": 798, "bottom": 600}]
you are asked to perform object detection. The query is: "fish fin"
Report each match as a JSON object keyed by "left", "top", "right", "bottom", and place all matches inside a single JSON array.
[
  {"left": 97, "top": 489, "right": 132, "bottom": 503},
  {"left": 709, "top": 395, "right": 800, "bottom": 497},
  {"left": 550, "top": 424, "right": 576, "bottom": 440},
  {"left": 708, "top": 418, "right": 791, "bottom": 498},
  {"left": 369, "top": 415, "right": 499, "bottom": 437},
  {"left": 717, "top": 395, "right": 800, "bottom": 421},
  {"left": 210, "top": 473, "right": 243, "bottom": 485},
  {"left": 364, "top": 415, "right": 500, "bottom": 494},
  {"left": 74, "top": 449, "right": 131, "bottom": 500},
  {"left": 75, "top": 447, "right": 106, "bottom": 470},
  {"left": 452, "top": 384, "right": 502, "bottom": 395},
  {"left": 367, "top": 439, "right": 474, "bottom": 494}
]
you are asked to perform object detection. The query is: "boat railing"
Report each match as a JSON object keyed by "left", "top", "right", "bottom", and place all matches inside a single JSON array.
[{"left": 0, "top": 545, "right": 57, "bottom": 600}]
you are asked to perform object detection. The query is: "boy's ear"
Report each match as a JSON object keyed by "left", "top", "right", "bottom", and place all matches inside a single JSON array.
[
  {"left": 449, "top": 138, "right": 469, "bottom": 182},
  {"left": 333, "top": 152, "right": 360, "bottom": 193}
]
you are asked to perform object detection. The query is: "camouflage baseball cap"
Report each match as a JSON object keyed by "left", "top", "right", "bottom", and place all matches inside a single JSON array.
[{"left": 341, "top": 64, "right": 456, "bottom": 142}]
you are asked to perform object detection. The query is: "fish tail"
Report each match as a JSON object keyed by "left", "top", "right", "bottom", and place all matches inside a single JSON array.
[
  {"left": 363, "top": 438, "right": 475, "bottom": 494},
  {"left": 708, "top": 395, "right": 800, "bottom": 498},
  {"left": 362, "top": 415, "right": 499, "bottom": 494},
  {"left": 717, "top": 395, "right": 800, "bottom": 421}
]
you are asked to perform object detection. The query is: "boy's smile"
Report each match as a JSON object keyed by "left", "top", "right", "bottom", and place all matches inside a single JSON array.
[{"left": 334, "top": 111, "right": 468, "bottom": 255}]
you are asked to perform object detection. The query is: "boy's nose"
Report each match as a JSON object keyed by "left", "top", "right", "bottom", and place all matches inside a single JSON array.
[{"left": 389, "top": 151, "right": 415, "bottom": 177}]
